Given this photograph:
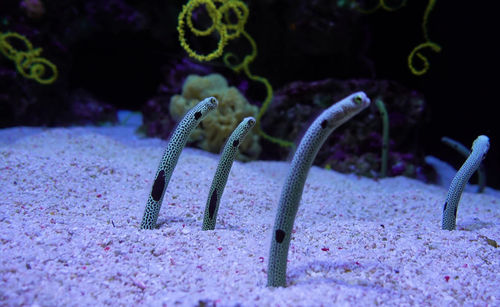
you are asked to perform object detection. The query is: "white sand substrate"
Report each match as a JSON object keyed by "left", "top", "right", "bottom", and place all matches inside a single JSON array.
[{"left": 0, "top": 126, "right": 499, "bottom": 306}]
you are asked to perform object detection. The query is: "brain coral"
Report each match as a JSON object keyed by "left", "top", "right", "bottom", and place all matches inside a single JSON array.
[{"left": 169, "top": 74, "right": 261, "bottom": 160}]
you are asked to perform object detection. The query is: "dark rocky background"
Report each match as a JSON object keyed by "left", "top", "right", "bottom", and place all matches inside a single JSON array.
[{"left": 1, "top": 0, "right": 498, "bottom": 188}]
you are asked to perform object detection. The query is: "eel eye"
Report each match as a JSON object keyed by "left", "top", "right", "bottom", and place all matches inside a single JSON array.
[{"left": 353, "top": 95, "right": 363, "bottom": 105}]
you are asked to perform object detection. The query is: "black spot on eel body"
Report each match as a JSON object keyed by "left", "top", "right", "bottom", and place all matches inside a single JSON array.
[
  {"left": 208, "top": 188, "right": 218, "bottom": 219},
  {"left": 275, "top": 229, "right": 285, "bottom": 243},
  {"left": 320, "top": 120, "right": 328, "bottom": 129},
  {"left": 454, "top": 206, "right": 457, "bottom": 217},
  {"left": 194, "top": 111, "right": 202, "bottom": 120},
  {"left": 152, "top": 170, "right": 165, "bottom": 202},
  {"left": 232, "top": 139, "right": 239, "bottom": 147},
  {"left": 443, "top": 202, "right": 447, "bottom": 212}
]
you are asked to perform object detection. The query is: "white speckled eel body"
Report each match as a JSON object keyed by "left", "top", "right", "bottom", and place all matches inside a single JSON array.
[
  {"left": 267, "top": 92, "right": 371, "bottom": 287},
  {"left": 441, "top": 136, "right": 487, "bottom": 193},
  {"left": 202, "top": 117, "right": 256, "bottom": 230},
  {"left": 442, "top": 135, "right": 490, "bottom": 230},
  {"left": 140, "top": 97, "right": 218, "bottom": 229}
]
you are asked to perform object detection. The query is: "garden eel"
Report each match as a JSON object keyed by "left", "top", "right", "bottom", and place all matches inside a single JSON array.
[
  {"left": 441, "top": 136, "right": 486, "bottom": 193},
  {"left": 267, "top": 92, "right": 371, "bottom": 287},
  {"left": 202, "top": 117, "right": 256, "bottom": 230},
  {"left": 140, "top": 97, "right": 218, "bottom": 229},
  {"left": 442, "top": 135, "right": 489, "bottom": 230},
  {"left": 375, "top": 99, "right": 389, "bottom": 178}
]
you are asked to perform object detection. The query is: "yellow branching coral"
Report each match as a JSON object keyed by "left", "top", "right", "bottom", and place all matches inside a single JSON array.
[
  {"left": 408, "top": 0, "right": 441, "bottom": 75},
  {"left": 0, "top": 31, "right": 58, "bottom": 84},
  {"left": 177, "top": 0, "right": 295, "bottom": 148}
]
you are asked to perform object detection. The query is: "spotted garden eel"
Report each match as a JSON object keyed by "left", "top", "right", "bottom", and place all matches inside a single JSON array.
[
  {"left": 442, "top": 135, "right": 490, "bottom": 230},
  {"left": 441, "top": 136, "right": 486, "bottom": 193},
  {"left": 202, "top": 117, "right": 256, "bottom": 230},
  {"left": 267, "top": 92, "right": 371, "bottom": 287},
  {"left": 140, "top": 97, "right": 218, "bottom": 229}
]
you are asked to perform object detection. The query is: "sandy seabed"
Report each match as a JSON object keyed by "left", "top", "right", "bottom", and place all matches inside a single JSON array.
[{"left": 0, "top": 126, "right": 499, "bottom": 306}]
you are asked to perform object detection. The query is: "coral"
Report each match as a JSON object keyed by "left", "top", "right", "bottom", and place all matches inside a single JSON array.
[
  {"left": 0, "top": 32, "right": 58, "bottom": 85},
  {"left": 177, "top": 0, "right": 293, "bottom": 148},
  {"left": 202, "top": 117, "right": 256, "bottom": 230},
  {"left": 408, "top": 41, "right": 441, "bottom": 76},
  {"left": 170, "top": 74, "right": 261, "bottom": 160},
  {"left": 141, "top": 97, "right": 219, "bottom": 229},
  {"left": 442, "top": 135, "right": 490, "bottom": 231},
  {"left": 177, "top": 0, "right": 248, "bottom": 62},
  {"left": 1, "top": 0, "right": 150, "bottom": 126},
  {"left": 267, "top": 92, "right": 370, "bottom": 288},
  {"left": 407, "top": 0, "right": 441, "bottom": 75},
  {"left": 353, "top": 0, "right": 441, "bottom": 75}
]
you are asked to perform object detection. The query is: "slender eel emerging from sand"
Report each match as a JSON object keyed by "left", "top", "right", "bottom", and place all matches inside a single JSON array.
[
  {"left": 140, "top": 97, "right": 218, "bottom": 229},
  {"left": 267, "top": 92, "right": 371, "bottom": 287},
  {"left": 442, "top": 135, "right": 489, "bottom": 230},
  {"left": 202, "top": 117, "right": 256, "bottom": 230},
  {"left": 375, "top": 99, "right": 389, "bottom": 178},
  {"left": 441, "top": 136, "right": 487, "bottom": 193}
]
